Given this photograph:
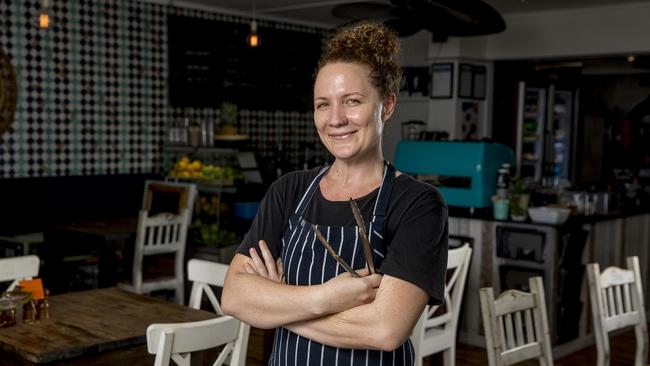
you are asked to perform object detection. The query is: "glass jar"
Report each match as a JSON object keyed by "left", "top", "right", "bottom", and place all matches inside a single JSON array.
[
  {"left": 23, "top": 300, "right": 38, "bottom": 324},
  {"left": 38, "top": 290, "right": 51, "bottom": 320},
  {"left": 0, "top": 296, "right": 17, "bottom": 328},
  {"left": 496, "top": 168, "right": 510, "bottom": 200},
  {"left": 189, "top": 122, "right": 201, "bottom": 147}
]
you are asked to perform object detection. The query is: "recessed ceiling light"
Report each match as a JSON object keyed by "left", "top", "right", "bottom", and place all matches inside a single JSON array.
[{"left": 627, "top": 55, "right": 636, "bottom": 63}]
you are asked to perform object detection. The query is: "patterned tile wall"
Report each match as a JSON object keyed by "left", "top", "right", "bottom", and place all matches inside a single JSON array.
[{"left": 0, "top": 0, "right": 328, "bottom": 178}]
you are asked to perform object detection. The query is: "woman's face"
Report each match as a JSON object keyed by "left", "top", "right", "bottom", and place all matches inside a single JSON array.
[{"left": 313, "top": 62, "right": 395, "bottom": 162}]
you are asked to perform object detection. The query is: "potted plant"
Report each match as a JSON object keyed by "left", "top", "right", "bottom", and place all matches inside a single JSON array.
[{"left": 509, "top": 177, "right": 533, "bottom": 221}]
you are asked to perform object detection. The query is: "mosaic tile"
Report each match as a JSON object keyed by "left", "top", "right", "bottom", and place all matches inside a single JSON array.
[{"left": 0, "top": 0, "right": 327, "bottom": 178}]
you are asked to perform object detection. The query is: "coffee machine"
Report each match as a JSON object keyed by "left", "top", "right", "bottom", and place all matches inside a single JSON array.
[{"left": 394, "top": 141, "right": 514, "bottom": 208}]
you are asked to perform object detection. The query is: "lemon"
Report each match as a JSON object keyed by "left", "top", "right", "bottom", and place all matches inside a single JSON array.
[
  {"left": 190, "top": 160, "right": 203, "bottom": 171},
  {"left": 177, "top": 160, "right": 189, "bottom": 171},
  {"left": 180, "top": 156, "right": 190, "bottom": 163},
  {"left": 179, "top": 171, "right": 191, "bottom": 177}
]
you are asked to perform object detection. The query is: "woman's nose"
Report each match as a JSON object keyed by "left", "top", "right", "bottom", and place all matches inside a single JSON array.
[{"left": 329, "top": 103, "right": 347, "bottom": 126}]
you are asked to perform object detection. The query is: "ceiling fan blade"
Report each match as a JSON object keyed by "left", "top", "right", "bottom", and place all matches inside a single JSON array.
[
  {"left": 391, "top": 0, "right": 506, "bottom": 36},
  {"left": 332, "top": 2, "right": 401, "bottom": 20},
  {"left": 384, "top": 18, "right": 423, "bottom": 37}
]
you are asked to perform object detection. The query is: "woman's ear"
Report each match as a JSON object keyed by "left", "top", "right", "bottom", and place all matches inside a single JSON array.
[{"left": 382, "top": 93, "right": 397, "bottom": 121}]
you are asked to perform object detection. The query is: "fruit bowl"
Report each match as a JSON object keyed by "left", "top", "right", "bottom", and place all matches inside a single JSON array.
[{"left": 528, "top": 206, "right": 571, "bottom": 225}]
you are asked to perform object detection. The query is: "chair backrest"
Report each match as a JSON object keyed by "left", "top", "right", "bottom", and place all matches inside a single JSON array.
[
  {"left": 411, "top": 244, "right": 472, "bottom": 361},
  {"left": 128, "top": 208, "right": 191, "bottom": 303},
  {"left": 0, "top": 255, "right": 40, "bottom": 292},
  {"left": 480, "top": 276, "right": 553, "bottom": 366},
  {"left": 187, "top": 259, "right": 250, "bottom": 366},
  {"left": 142, "top": 180, "right": 198, "bottom": 216},
  {"left": 188, "top": 259, "right": 230, "bottom": 314},
  {"left": 587, "top": 256, "right": 648, "bottom": 366},
  {"left": 134, "top": 209, "right": 191, "bottom": 257},
  {"left": 147, "top": 316, "right": 244, "bottom": 366}
]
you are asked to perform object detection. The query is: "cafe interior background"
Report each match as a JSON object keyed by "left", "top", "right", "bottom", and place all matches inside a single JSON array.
[{"left": 1, "top": 0, "right": 650, "bottom": 363}]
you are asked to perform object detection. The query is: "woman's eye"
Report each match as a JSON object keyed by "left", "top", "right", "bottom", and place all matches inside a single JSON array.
[
  {"left": 315, "top": 102, "right": 328, "bottom": 110},
  {"left": 344, "top": 98, "right": 360, "bottom": 106}
]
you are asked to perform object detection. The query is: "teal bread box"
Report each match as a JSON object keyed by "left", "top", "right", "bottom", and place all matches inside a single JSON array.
[{"left": 394, "top": 141, "right": 515, "bottom": 208}]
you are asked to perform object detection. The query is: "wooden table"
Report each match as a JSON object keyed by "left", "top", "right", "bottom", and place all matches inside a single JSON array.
[
  {"left": 0, "top": 287, "right": 216, "bottom": 365},
  {"left": 45, "top": 217, "right": 138, "bottom": 291}
]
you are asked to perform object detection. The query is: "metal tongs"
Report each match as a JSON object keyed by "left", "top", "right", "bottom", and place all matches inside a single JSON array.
[{"left": 310, "top": 198, "right": 376, "bottom": 278}]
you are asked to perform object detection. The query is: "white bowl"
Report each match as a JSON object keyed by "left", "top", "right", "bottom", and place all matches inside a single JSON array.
[{"left": 528, "top": 206, "right": 571, "bottom": 225}]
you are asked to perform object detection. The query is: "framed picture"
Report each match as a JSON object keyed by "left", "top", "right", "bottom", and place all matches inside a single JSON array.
[
  {"left": 400, "top": 67, "right": 430, "bottom": 97},
  {"left": 458, "top": 63, "right": 473, "bottom": 99},
  {"left": 430, "top": 63, "right": 453, "bottom": 99},
  {"left": 472, "top": 65, "right": 487, "bottom": 100}
]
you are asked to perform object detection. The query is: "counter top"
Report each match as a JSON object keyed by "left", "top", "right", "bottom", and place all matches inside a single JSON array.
[{"left": 448, "top": 205, "right": 650, "bottom": 227}]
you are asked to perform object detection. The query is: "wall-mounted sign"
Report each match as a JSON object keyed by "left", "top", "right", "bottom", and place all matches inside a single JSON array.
[
  {"left": 458, "top": 63, "right": 486, "bottom": 100},
  {"left": 430, "top": 63, "right": 453, "bottom": 99}
]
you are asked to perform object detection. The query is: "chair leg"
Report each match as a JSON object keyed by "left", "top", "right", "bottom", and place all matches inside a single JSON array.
[
  {"left": 594, "top": 331, "right": 610, "bottom": 366},
  {"left": 634, "top": 323, "right": 649, "bottom": 366},
  {"left": 442, "top": 345, "right": 455, "bottom": 366},
  {"left": 175, "top": 281, "right": 184, "bottom": 305}
]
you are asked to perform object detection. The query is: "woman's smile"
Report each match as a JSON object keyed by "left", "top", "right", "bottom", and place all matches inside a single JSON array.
[{"left": 329, "top": 131, "right": 357, "bottom": 140}]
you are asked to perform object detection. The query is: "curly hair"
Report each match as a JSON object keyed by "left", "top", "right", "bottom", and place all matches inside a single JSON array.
[{"left": 317, "top": 21, "right": 401, "bottom": 99}]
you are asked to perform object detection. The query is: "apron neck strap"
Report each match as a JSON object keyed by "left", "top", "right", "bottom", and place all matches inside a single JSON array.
[
  {"left": 372, "top": 162, "right": 395, "bottom": 221},
  {"left": 294, "top": 166, "right": 330, "bottom": 215},
  {"left": 294, "top": 161, "right": 396, "bottom": 218}
]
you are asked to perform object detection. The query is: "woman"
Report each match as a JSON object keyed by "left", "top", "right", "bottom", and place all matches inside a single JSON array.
[{"left": 222, "top": 21, "right": 448, "bottom": 365}]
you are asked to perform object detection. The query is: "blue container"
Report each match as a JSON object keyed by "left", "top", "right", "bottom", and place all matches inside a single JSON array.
[{"left": 234, "top": 202, "right": 260, "bottom": 220}]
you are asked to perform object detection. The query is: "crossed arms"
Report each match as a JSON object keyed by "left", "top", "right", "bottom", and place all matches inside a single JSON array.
[{"left": 221, "top": 240, "right": 428, "bottom": 352}]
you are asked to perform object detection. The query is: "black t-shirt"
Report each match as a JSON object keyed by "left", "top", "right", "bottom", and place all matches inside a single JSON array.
[{"left": 237, "top": 166, "right": 449, "bottom": 305}]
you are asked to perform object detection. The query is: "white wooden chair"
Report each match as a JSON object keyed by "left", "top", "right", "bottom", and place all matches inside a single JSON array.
[
  {"left": 187, "top": 259, "right": 250, "bottom": 366},
  {"left": 480, "top": 276, "right": 554, "bottom": 366},
  {"left": 142, "top": 180, "right": 198, "bottom": 216},
  {"left": 587, "top": 256, "right": 648, "bottom": 366},
  {"left": 146, "top": 316, "right": 246, "bottom": 366},
  {"left": 0, "top": 255, "right": 40, "bottom": 291},
  {"left": 188, "top": 258, "right": 229, "bottom": 314},
  {"left": 411, "top": 244, "right": 472, "bottom": 366},
  {"left": 118, "top": 209, "right": 191, "bottom": 304}
]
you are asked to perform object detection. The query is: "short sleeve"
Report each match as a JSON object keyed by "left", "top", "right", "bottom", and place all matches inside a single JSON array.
[
  {"left": 380, "top": 180, "right": 448, "bottom": 305},
  {"left": 236, "top": 177, "right": 288, "bottom": 259},
  {"left": 236, "top": 169, "right": 320, "bottom": 259}
]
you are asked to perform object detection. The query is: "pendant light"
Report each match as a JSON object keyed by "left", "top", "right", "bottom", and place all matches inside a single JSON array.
[
  {"left": 39, "top": 0, "right": 50, "bottom": 29},
  {"left": 247, "top": 0, "right": 260, "bottom": 48}
]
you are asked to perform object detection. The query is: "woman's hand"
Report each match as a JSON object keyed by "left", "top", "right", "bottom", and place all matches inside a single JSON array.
[
  {"left": 245, "top": 240, "right": 284, "bottom": 283},
  {"left": 318, "top": 268, "right": 382, "bottom": 315},
  {"left": 245, "top": 239, "right": 382, "bottom": 314}
]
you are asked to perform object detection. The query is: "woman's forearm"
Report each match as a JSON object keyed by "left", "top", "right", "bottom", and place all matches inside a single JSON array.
[
  {"left": 285, "top": 303, "right": 390, "bottom": 350},
  {"left": 222, "top": 253, "right": 382, "bottom": 329},
  {"left": 222, "top": 254, "right": 327, "bottom": 329},
  {"left": 285, "top": 275, "right": 428, "bottom": 351}
]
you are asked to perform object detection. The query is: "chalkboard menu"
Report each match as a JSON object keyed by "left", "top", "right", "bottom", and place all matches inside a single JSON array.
[{"left": 168, "top": 15, "right": 323, "bottom": 110}]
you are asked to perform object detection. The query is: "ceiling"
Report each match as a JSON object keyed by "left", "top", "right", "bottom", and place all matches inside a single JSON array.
[{"left": 177, "top": 0, "right": 648, "bottom": 28}]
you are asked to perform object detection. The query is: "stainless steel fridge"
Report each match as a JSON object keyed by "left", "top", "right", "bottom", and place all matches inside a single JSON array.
[{"left": 515, "top": 81, "right": 579, "bottom": 186}]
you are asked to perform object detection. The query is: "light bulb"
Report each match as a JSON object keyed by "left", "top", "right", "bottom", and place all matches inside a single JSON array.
[
  {"left": 247, "top": 20, "right": 260, "bottom": 47},
  {"left": 39, "top": 12, "right": 49, "bottom": 29},
  {"left": 39, "top": 0, "right": 49, "bottom": 29}
]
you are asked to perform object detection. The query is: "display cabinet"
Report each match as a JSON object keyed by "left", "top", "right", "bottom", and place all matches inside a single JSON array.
[{"left": 163, "top": 145, "right": 263, "bottom": 263}]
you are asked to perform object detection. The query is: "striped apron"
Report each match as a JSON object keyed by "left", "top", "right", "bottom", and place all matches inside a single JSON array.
[{"left": 269, "top": 162, "right": 415, "bottom": 366}]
